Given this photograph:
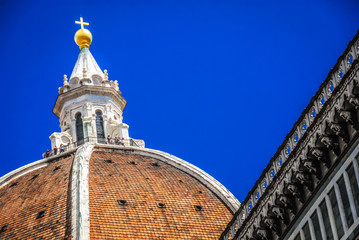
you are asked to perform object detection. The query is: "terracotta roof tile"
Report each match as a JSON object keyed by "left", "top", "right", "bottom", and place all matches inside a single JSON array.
[
  {"left": 0, "top": 148, "right": 234, "bottom": 239},
  {"left": 89, "top": 150, "right": 233, "bottom": 239},
  {"left": 0, "top": 155, "right": 74, "bottom": 239}
]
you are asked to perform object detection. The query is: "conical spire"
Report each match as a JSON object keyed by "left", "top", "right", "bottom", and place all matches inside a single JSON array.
[{"left": 70, "top": 47, "right": 104, "bottom": 80}]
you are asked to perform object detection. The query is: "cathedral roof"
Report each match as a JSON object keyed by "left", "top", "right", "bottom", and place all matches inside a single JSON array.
[
  {"left": 89, "top": 149, "right": 233, "bottom": 239},
  {"left": 0, "top": 155, "right": 75, "bottom": 239},
  {"left": 0, "top": 145, "right": 239, "bottom": 239}
]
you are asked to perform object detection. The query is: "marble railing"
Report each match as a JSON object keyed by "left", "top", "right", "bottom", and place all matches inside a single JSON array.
[
  {"left": 220, "top": 30, "right": 359, "bottom": 240},
  {"left": 43, "top": 137, "right": 142, "bottom": 158}
]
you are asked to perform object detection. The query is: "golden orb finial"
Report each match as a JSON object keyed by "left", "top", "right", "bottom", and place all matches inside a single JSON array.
[{"left": 74, "top": 17, "right": 92, "bottom": 49}]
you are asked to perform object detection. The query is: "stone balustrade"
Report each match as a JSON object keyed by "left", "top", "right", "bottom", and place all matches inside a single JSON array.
[{"left": 43, "top": 137, "right": 143, "bottom": 158}]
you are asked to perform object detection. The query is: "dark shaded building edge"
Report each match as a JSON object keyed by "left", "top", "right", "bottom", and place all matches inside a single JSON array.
[
  {"left": 278, "top": 129, "right": 359, "bottom": 239},
  {"left": 232, "top": 124, "right": 359, "bottom": 240},
  {"left": 220, "top": 29, "right": 359, "bottom": 240}
]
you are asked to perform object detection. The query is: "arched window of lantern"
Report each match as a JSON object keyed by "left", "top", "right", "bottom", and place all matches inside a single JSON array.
[
  {"left": 95, "top": 110, "right": 105, "bottom": 142},
  {"left": 75, "top": 112, "right": 84, "bottom": 144}
]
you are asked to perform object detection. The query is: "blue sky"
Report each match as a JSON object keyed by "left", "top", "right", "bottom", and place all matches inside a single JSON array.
[{"left": 0, "top": 0, "right": 358, "bottom": 202}]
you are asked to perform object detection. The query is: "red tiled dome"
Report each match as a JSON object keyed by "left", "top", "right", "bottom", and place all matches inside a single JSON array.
[
  {"left": 0, "top": 155, "right": 74, "bottom": 239},
  {"left": 0, "top": 146, "right": 237, "bottom": 239}
]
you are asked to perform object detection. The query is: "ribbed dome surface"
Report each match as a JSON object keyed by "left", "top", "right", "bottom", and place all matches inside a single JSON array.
[
  {"left": 0, "top": 155, "right": 74, "bottom": 239},
  {"left": 89, "top": 150, "right": 233, "bottom": 239},
  {"left": 0, "top": 147, "right": 235, "bottom": 239}
]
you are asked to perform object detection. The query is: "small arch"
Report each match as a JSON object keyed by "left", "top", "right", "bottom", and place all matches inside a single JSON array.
[
  {"left": 69, "top": 77, "right": 80, "bottom": 88},
  {"left": 311, "top": 109, "right": 316, "bottom": 118},
  {"left": 61, "top": 136, "right": 70, "bottom": 145},
  {"left": 329, "top": 82, "right": 334, "bottom": 93},
  {"left": 271, "top": 169, "right": 275, "bottom": 178},
  {"left": 92, "top": 75, "right": 103, "bottom": 85},
  {"left": 347, "top": 55, "right": 353, "bottom": 65},
  {"left": 320, "top": 96, "right": 325, "bottom": 105},
  {"left": 338, "top": 69, "right": 344, "bottom": 79}
]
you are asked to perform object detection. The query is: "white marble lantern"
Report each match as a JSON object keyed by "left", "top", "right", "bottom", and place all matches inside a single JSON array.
[{"left": 50, "top": 47, "right": 144, "bottom": 149}]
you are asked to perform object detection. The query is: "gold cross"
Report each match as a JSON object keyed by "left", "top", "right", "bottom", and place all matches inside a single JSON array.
[{"left": 75, "top": 17, "right": 89, "bottom": 29}]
